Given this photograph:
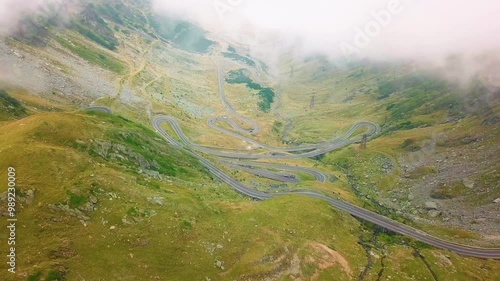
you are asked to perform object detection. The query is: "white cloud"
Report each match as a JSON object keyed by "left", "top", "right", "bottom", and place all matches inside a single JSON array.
[
  {"left": 152, "top": 0, "right": 500, "bottom": 61},
  {"left": 0, "top": 0, "right": 47, "bottom": 34}
]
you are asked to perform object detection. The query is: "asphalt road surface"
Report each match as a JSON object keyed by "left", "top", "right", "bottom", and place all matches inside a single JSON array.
[
  {"left": 152, "top": 114, "right": 500, "bottom": 259},
  {"left": 107, "top": 56, "right": 500, "bottom": 259},
  {"left": 85, "top": 106, "right": 113, "bottom": 114}
]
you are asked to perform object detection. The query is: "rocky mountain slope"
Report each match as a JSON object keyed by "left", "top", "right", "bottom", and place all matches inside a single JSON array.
[{"left": 0, "top": 0, "right": 499, "bottom": 280}]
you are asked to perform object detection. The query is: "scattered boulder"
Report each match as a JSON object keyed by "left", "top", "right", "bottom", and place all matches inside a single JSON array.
[
  {"left": 25, "top": 189, "right": 35, "bottom": 204},
  {"left": 48, "top": 204, "right": 90, "bottom": 221},
  {"left": 424, "top": 201, "right": 439, "bottom": 210},
  {"left": 148, "top": 196, "right": 165, "bottom": 206},
  {"left": 462, "top": 178, "right": 475, "bottom": 189},
  {"left": 428, "top": 210, "right": 441, "bottom": 218},
  {"left": 18, "top": 189, "right": 35, "bottom": 205},
  {"left": 92, "top": 140, "right": 161, "bottom": 173},
  {"left": 460, "top": 136, "right": 479, "bottom": 145},
  {"left": 494, "top": 198, "right": 500, "bottom": 204},
  {"left": 79, "top": 196, "right": 98, "bottom": 212},
  {"left": 215, "top": 260, "right": 225, "bottom": 270},
  {"left": 144, "top": 170, "right": 161, "bottom": 179},
  {"left": 92, "top": 140, "right": 112, "bottom": 158}
]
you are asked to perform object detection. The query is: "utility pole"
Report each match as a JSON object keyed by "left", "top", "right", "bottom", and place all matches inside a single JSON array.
[
  {"left": 360, "top": 134, "right": 368, "bottom": 149},
  {"left": 310, "top": 88, "right": 316, "bottom": 109}
]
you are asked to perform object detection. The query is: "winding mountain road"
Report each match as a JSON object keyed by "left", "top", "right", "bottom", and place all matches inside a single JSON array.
[
  {"left": 152, "top": 114, "right": 500, "bottom": 259},
  {"left": 121, "top": 55, "right": 500, "bottom": 259}
]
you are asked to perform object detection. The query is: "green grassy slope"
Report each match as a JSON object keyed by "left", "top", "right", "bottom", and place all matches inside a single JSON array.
[
  {"left": 0, "top": 110, "right": 367, "bottom": 280},
  {"left": 0, "top": 90, "right": 28, "bottom": 121},
  {"left": 0, "top": 102, "right": 498, "bottom": 281},
  {"left": 1, "top": 0, "right": 499, "bottom": 279}
]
